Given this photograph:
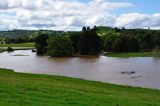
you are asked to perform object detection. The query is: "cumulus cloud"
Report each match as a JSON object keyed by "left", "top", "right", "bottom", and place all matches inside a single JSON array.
[
  {"left": 0, "top": 0, "right": 159, "bottom": 30},
  {"left": 115, "top": 13, "right": 160, "bottom": 28}
]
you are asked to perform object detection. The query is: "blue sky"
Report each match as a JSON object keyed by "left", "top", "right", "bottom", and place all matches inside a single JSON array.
[
  {"left": 0, "top": 0, "right": 160, "bottom": 30},
  {"left": 79, "top": 0, "right": 160, "bottom": 14},
  {"left": 116, "top": 0, "right": 160, "bottom": 14}
]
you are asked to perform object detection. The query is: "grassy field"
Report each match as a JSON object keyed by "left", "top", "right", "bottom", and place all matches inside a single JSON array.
[
  {"left": 0, "top": 68, "right": 160, "bottom": 106},
  {"left": 105, "top": 52, "right": 154, "bottom": 58},
  {"left": 0, "top": 42, "right": 35, "bottom": 51},
  {"left": 0, "top": 42, "right": 35, "bottom": 47}
]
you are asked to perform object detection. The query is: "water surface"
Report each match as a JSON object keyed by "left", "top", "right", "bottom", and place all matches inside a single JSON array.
[{"left": 0, "top": 50, "right": 160, "bottom": 89}]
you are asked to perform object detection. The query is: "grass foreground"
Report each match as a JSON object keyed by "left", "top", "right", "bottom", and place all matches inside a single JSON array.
[
  {"left": 105, "top": 52, "right": 155, "bottom": 58},
  {"left": 0, "top": 68, "right": 160, "bottom": 106}
]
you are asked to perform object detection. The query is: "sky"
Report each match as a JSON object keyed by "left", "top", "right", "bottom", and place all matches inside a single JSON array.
[{"left": 0, "top": 0, "right": 160, "bottom": 31}]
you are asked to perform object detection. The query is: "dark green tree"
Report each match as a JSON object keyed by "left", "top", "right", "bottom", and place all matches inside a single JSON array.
[
  {"left": 35, "top": 33, "right": 49, "bottom": 55},
  {"left": 47, "top": 35, "right": 73, "bottom": 57},
  {"left": 127, "top": 36, "right": 139, "bottom": 52},
  {"left": 78, "top": 26, "right": 100, "bottom": 55},
  {"left": 141, "top": 33, "right": 154, "bottom": 50},
  {"left": 69, "top": 32, "right": 81, "bottom": 53},
  {"left": 153, "top": 32, "right": 160, "bottom": 47},
  {"left": 112, "top": 34, "right": 127, "bottom": 52},
  {"left": 5, "top": 38, "right": 12, "bottom": 44}
]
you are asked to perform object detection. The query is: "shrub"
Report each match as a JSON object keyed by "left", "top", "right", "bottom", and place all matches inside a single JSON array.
[{"left": 7, "top": 47, "right": 14, "bottom": 52}]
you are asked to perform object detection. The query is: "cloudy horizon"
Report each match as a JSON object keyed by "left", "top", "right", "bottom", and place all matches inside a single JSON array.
[{"left": 0, "top": 0, "right": 160, "bottom": 31}]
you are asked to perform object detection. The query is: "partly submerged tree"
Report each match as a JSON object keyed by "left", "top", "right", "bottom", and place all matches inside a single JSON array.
[
  {"left": 47, "top": 35, "right": 73, "bottom": 57},
  {"left": 69, "top": 32, "right": 81, "bottom": 53},
  {"left": 78, "top": 26, "right": 100, "bottom": 55},
  {"left": 35, "top": 33, "right": 49, "bottom": 55}
]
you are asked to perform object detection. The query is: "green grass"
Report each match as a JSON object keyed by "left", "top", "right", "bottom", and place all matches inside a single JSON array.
[
  {"left": 0, "top": 42, "right": 35, "bottom": 47},
  {"left": 0, "top": 68, "right": 160, "bottom": 106},
  {"left": 105, "top": 52, "right": 154, "bottom": 58},
  {"left": 0, "top": 42, "right": 35, "bottom": 51}
]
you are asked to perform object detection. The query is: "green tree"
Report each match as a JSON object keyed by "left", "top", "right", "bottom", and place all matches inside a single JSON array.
[
  {"left": 112, "top": 34, "right": 127, "bottom": 52},
  {"left": 27, "top": 32, "right": 38, "bottom": 42},
  {"left": 78, "top": 26, "right": 100, "bottom": 55},
  {"left": 89, "top": 26, "right": 101, "bottom": 54},
  {"left": 144, "top": 33, "right": 154, "bottom": 49},
  {"left": 103, "top": 31, "right": 117, "bottom": 51},
  {"left": 47, "top": 35, "right": 73, "bottom": 57},
  {"left": 69, "top": 32, "right": 81, "bottom": 53},
  {"left": 127, "top": 36, "right": 139, "bottom": 52},
  {"left": 35, "top": 33, "right": 49, "bottom": 55},
  {"left": 5, "top": 38, "right": 12, "bottom": 44},
  {"left": 153, "top": 31, "right": 160, "bottom": 48}
]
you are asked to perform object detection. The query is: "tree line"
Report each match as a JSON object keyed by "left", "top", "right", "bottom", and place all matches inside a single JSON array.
[
  {"left": 101, "top": 27, "right": 160, "bottom": 52},
  {"left": 34, "top": 26, "right": 160, "bottom": 57},
  {"left": 0, "top": 30, "right": 74, "bottom": 44}
]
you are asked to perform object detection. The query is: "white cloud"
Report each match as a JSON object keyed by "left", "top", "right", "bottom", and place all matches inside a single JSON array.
[
  {"left": 115, "top": 13, "right": 160, "bottom": 28},
  {"left": 0, "top": 0, "right": 159, "bottom": 30}
]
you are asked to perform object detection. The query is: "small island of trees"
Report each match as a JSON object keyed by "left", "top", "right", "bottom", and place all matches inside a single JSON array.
[
  {"left": 35, "top": 26, "right": 101, "bottom": 57},
  {"left": 34, "top": 26, "right": 160, "bottom": 57}
]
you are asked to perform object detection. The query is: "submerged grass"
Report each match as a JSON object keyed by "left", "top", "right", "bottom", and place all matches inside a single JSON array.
[
  {"left": 11, "top": 54, "right": 30, "bottom": 56},
  {"left": 0, "top": 68, "right": 160, "bottom": 106},
  {"left": 105, "top": 52, "right": 154, "bottom": 58}
]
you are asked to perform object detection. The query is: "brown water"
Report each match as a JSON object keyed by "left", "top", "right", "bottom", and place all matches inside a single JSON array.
[{"left": 0, "top": 50, "right": 160, "bottom": 89}]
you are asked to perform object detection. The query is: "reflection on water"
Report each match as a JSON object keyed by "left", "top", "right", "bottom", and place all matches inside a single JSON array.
[{"left": 0, "top": 50, "right": 160, "bottom": 89}]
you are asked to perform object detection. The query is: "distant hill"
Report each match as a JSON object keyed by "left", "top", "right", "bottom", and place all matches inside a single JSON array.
[
  {"left": 0, "top": 27, "right": 159, "bottom": 39},
  {"left": 0, "top": 30, "right": 80, "bottom": 39},
  {"left": 0, "top": 30, "right": 37, "bottom": 39},
  {"left": 96, "top": 26, "right": 160, "bottom": 36}
]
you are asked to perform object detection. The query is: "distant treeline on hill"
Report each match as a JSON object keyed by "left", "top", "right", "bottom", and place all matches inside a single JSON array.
[
  {"left": 0, "top": 30, "right": 77, "bottom": 44},
  {"left": 0, "top": 30, "right": 77, "bottom": 39}
]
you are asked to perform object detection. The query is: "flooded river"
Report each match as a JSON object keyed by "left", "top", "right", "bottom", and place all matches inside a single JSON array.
[{"left": 0, "top": 50, "right": 160, "bottom": 89}]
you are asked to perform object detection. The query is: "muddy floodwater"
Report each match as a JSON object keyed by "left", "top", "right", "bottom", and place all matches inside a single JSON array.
[{"left": 0, "top": 50, "right": 160, "bottom": 89}]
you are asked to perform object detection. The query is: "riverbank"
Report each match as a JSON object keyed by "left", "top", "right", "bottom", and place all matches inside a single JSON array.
[
  {"left": 0, "top": 42, "right": 35, "bottom": 47},
  {"left": 105, "top": 52, "right": 155, "bottom": 58},
  {"left": 0, "top": 68, "right": 160, "bottom": 106},
  {"left": 0, "top": 42, "right": 35, "bottom": 52},
  {"left": 0, "top": 48, "right": 5, "bottom": 53}
]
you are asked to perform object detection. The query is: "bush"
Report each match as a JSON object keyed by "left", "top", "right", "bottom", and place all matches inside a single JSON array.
[
  {"left": 7, "top": 47, "right": 14, "bottom": 52},
  {"left": 47, "top": 35, "right": 73, "bottom": 57}
]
